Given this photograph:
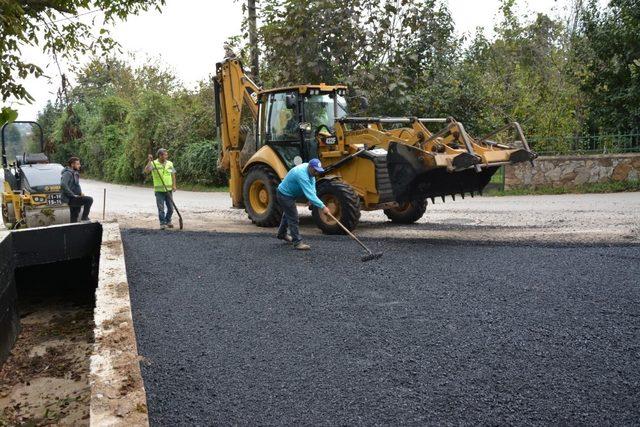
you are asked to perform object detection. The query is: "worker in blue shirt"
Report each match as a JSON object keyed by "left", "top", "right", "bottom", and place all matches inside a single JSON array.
[{"left": 277, "top": 158, "right": 331, "bottom": 250}]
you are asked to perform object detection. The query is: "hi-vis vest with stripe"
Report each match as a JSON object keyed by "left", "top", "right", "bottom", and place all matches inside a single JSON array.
[{"left": 151, "top": 160, "right": 175, "bottom": 192}]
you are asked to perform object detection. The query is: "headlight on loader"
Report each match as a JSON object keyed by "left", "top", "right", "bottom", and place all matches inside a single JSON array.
[{"left": 32, "top": 196, "right": 46, "bottom": 203}]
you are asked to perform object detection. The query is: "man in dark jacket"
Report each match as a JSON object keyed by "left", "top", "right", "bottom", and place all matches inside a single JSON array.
[{"left": 61, "top": 157, "right": 93, "bottom": 223}]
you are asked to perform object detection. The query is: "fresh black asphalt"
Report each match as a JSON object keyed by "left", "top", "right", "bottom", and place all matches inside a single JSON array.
[{"left": 122, "top": 229, "right": 640, "bottom": 425}]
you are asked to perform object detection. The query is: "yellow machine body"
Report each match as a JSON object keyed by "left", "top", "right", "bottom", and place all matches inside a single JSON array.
[
  {"left": 1, "top": 121, "right": 70, "bottom": 230},
  {"left": 214, "top": 57, "right": 537, "bottom": 233}
]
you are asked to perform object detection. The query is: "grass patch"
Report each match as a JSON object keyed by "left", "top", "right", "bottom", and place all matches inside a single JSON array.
[{"left": 486, "top": 179, "right": 640, "bottom": 196}]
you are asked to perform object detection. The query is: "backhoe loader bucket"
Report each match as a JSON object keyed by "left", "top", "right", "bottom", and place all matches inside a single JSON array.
[
  {"left": 387, "top": 141, "right": 499, "bottom": 203},
  {"left": 386, "top": 119, "right": 537, "bottom": 203}
]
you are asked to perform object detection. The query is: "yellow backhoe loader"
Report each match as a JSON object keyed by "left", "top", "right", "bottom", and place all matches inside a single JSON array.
[{"left": 214, "top": 57, "right": 537, "bottom": 233}]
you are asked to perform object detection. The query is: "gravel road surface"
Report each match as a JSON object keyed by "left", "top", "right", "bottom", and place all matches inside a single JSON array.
[
  {"left": 2, "top": 178, "right": 638, "bottom": 244},
  {"left": 123, "top": 229, "right": 640, "bottom": 425},
  {"left": 79, "top": 179, "right": 640, "bottom": 244}
]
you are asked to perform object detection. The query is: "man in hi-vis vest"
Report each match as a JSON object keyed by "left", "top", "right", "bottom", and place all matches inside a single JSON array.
[{"left": 145, "top": 148, "right": 177, "bottom": 229}]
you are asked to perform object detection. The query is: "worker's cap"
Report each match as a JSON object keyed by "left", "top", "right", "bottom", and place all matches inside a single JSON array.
[{"left": 309, "top": 158, "right": 324, "bottom": 173}]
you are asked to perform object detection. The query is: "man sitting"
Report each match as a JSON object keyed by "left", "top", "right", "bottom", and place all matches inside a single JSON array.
[{"left": 61, "top": 157, "right": 93, "bottom": 223}]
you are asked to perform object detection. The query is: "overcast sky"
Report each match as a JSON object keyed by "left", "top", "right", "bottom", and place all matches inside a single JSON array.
[{"left": 13, "top": 0, "right": 578, "bottom": 120}]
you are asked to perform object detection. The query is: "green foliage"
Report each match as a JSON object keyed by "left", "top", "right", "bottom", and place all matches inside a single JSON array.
[
  {"left": 1, "top": 0, "right": 165, "bottom": 104},
  {"left": 575, "top": 0, "right": 640, "bottom": 133},
  {"left": 175, "top": 139, "right": 225, "bottom": 185},
  {"left": 38, "top": 58, "right": 226, "bottom": 187},
  {"left": 451, "top": 7, "right": 583, "bottom": 149},
  {"left": 0, "top": 107, "right": 18, "bottom": 125},
  {"left": 34, "top": 0, "right": 640, "bottom": 190},
  {"left": 247, "top": 0, "right": 639, "bottom": 152},
  {"left": 251, "top": 0, "right": 588, "bottom": 150},
  {"left": 258, "top": 0, "right": 458, "bottom": 117}
]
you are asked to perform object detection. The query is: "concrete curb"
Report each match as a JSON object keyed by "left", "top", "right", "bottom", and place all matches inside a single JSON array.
[{"left": 90, "top": 222, "right": 149, "bottom": 426}]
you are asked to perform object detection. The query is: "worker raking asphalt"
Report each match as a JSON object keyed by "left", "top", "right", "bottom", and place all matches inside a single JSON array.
[{"left": 122, "top": 229, "right": 640, "bottom": 425}]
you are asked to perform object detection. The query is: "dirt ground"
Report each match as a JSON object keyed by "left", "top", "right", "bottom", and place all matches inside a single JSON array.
[{"left": 0, "top": 294, "right": 94, "bottom": 425}]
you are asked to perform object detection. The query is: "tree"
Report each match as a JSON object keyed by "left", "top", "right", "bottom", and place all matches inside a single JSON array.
[
  {"left": 0, "top": 0, "right": 165, "bottom": 109},
  {"left": 247, "top": 0, "right": 259, "bottom": 78},
  {"left": 37, "top": 56, "right": 227, "bottom": 186},
  {"left": 257, "top": 0, "right": 458, "bottom": 116},
  {"left": 575, "top": 0, "right": 640, "bottom": 133},
  {"left": 443, "top": 0, "right": 584, "bottom": 152}
]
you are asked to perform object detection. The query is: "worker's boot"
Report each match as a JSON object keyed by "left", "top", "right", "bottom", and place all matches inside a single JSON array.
[
  {"left": 294, "top": 242, "right": 311, "bottom": 250},
  {"left": 277, "top": 234, "right": 293, "bottom": 243}
]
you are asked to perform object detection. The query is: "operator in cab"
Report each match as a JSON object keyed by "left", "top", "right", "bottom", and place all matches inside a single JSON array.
[{"left": 277, "top": 159, "right": 331, "bottom": 250}]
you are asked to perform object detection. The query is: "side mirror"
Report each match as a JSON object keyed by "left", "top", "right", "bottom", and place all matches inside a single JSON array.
[{"left": 285, "top": 94, "right": 297, "bottom": 110}]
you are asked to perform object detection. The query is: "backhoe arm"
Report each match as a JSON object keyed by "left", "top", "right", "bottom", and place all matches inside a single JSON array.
[{"left": 214, "top": 58, "right": 260, "bottom": 206}]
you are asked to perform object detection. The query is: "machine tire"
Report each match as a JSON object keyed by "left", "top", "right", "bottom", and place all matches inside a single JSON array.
[
  {"left": 312, "top": 180, "right": 361, "bottom": 234},
  {"left": 2, "top": 201, "right": 16, "bottom": 229},
  {"left": 1, "top": 204, "right": 9, "bottom": 228},
  {"left": 242, "top": 165, "right": 282, "bottom": 227},
  {"left": 383, "top": 199, "right": 427, "bottom": 224}
]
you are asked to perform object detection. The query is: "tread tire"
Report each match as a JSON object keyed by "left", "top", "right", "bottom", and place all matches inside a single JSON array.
[
  {"left": 383, "top": 199, "right": 427, "bottom": 224},
  {"left": 242, "top": 165, "right": 282, "bottom": 227},
  {"left": 2, "top": 201, "right": 16, "bottom": 229},
  {"left": 312, "top": 180, "right": 361, "bottom": 234}
]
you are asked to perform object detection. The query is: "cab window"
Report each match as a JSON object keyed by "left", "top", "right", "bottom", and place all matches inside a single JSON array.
[
  {"left": 267, "top": 92, "right": 299, "bottom": 141},
  {"left": 303, "top": 93, "right": 347, "bottom": 133}
]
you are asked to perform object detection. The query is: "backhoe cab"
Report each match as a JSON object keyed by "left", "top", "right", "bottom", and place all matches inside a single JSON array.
[
  {"left": 214, "top": 58, "right": 537, "bottom": 234},
  {"left": 1, "top": 121, "right": 70, "bottom": 229}
]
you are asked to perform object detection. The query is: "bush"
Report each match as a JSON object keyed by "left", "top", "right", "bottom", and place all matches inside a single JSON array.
[{"left": 175, "top": 139, "right": 226, "bottom": 186}]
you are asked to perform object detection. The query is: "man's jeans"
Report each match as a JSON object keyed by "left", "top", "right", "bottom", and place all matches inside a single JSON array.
[
  {"left": 277, "top": 191, "right": 301, "bottom": 244},
  {"left": 155, "top": 191, "right": 174, "bottom": 225},
  {"left": 68, "top": 195, "right": 93, "bottom": 223}
]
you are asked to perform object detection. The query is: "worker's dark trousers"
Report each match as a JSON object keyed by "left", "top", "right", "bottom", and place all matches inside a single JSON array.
[
  {"left": 68, "top": 196, "right": 93, "bottom": 223},
  {"left": 155, "top": 191, "right": 174, "bottom": 225},
  {"left": 276, "top": 191, "right": 301, "bottom": 245}
]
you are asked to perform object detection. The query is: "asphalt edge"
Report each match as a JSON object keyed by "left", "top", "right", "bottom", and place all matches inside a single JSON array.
[{"left": 90, "top": 222, "right": 149, "bottom": 426}]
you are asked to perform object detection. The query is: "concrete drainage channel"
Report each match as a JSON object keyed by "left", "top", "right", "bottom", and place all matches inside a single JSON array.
[{"left": 0, "top": 222, "right": 147, "bottom": 426}]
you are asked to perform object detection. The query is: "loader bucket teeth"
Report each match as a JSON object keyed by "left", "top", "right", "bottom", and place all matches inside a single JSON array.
[
  {"left": 451, "top": 194, "right": 456, "bottom": 201},
  {"left": 441, "top": 195, "right": 445, "bottom": 202},
  {"left": 431, "top": 197, "right": 435, "bottom": 204},
  {"left": 387, "top": 141, "right": 501, "bottom": 203}
]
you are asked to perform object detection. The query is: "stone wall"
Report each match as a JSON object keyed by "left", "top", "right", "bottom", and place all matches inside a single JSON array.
[{"left": 504, "top": 153, "right": 640, "bottom": 189}]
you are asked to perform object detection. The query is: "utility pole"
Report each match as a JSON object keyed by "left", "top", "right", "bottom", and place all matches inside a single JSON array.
[{"left": 248, "top": 0, "right": 259, "bottom": 79}]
